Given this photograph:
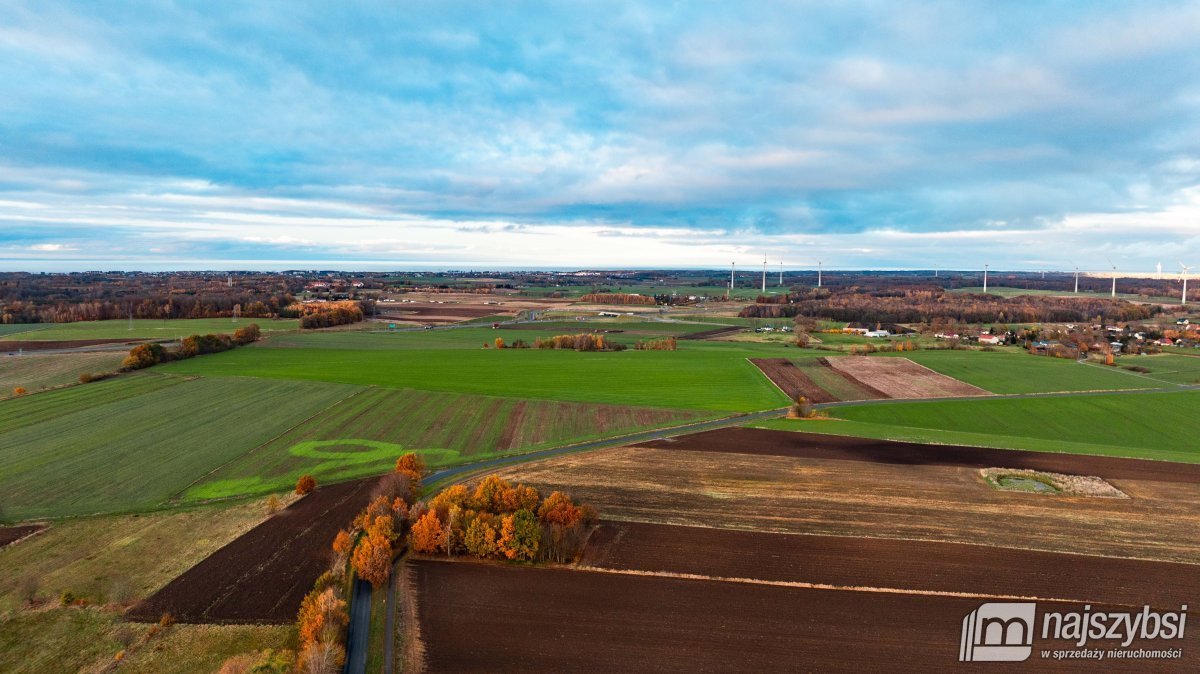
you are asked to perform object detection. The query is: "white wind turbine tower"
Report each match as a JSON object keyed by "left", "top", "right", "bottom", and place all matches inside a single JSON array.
[
  {"left": 817, "top": 260, "right": 823, "bottom": 288},
  {"left": 1107, "top": 258, "right": 1118, "bottom": 298},
  {"left": 779, "top": 259, "right": 784, "bottom": 287},
  {"left": 983, "top": 264, "right": 988, "bottom": 293},
  {"left": 1182, "top": 262, "right": 1192, "bottom": 306},
  {"left": 729, "top": 261, "right": 736, "bottom": 293},
  {"left": 761, "top": 255, "right": 767, "bottom": 293},
  {"left": 1073, "top": 266, "right": 1080, "bottom": 293}
]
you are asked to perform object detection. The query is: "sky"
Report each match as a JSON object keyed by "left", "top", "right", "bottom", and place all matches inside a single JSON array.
[{"left": 2, "top": 1, "right": 1199, "bottom": 272}]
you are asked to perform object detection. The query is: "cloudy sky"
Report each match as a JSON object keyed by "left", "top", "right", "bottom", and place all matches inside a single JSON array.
[{"left": 2, "top": 1, "right": 1199, "bottom": 271}]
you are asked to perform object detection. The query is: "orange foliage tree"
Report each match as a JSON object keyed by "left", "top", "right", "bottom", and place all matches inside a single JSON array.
[
  {"left": 351, "top": 515, "right": 395, "bottom": 588},
  {"left": 410, "top": 511, "right": 446, "bottom": 554},
  {"left": 394, "top": 452, "right": 425, "bottom": 486},
  {"left": 295, "top": 474, "right": 317, "bottom": 495}
]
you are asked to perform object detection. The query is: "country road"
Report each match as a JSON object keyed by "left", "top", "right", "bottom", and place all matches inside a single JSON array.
[{"left": 347, "top": 405, "right": 789, "bottom": 674}]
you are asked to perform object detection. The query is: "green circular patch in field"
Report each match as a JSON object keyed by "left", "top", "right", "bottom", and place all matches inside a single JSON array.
[{"left": 288, "top": 438, "right": 408, "bottom": 462}]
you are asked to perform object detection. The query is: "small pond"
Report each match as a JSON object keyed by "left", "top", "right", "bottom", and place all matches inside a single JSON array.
[{"left": 996, "top": 476, "right": 1059, "bottom": 494}]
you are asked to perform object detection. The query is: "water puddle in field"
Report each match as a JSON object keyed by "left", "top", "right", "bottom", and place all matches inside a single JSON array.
[{"left": 996, "top": 476, "right": 1059, "bottom": 494}]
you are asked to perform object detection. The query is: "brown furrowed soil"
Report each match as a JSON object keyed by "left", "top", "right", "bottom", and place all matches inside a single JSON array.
[
  {"left": 413, "top": 560, "right": 1180, "bottom": 672},
  {"left": 634, "top": 427, "right": 1200, "bottom": 483},
  {"left": 499, "top": 443, "right": 1200, "bottom": 563},
  {"left": 128, "top": 477, "right": 378, "bottom": 623},
  {"left": 826, "top": 356, "right": 990, "bottom": 398},
  {"left": 0, "top": 338, "right": 141, "bottom": 351},
  {"left": 678, "top": 326, "right": 742, "bottom": 340},
  {"left": 749, "top": 358, "right": 838, "bottom": 403},
  {"left": 806, "top": 358, "right": 885, "bottom": 399},
  {"left": 584, "top": 521, "right": 1198, "bottom": 608},
  {"left": 0, "top": 524, "right": 45, "bottom": 548}
]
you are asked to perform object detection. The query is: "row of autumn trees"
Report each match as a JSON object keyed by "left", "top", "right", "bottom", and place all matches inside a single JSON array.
[
  {"left": 410, "top": 476, "right": 597, "bottom": 563},
  {"left": 741, "top": 287, "right": 1161, "bottom": 324},
  {"left": 532, "top": 333, "right": 626, "bottom": 351},
  {"left": 293, "top": 454, "right": 424, "bottom": 673},
  {"left": 283, "top": 301, "right": 364, "bottom": 329},
  {"left": 120, "top": 324, "right": 261, "bottom": 370},
  {"left": 579, "top": 293, "right": 656, "bottom": 305}
]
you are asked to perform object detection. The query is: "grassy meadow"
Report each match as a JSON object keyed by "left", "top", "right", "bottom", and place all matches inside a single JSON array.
[
  {"left": 759, "top": 389, "right": 1200, "bottom": 462},
  {"left": 1, "top": 351, "right": 125, "bottom": 396}
]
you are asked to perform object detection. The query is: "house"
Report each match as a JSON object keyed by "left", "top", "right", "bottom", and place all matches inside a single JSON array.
[
  {"left": 1110, "top": 341, "right": 1124, "bottom": 352},
  {"left": 978, "top": 334, "right": 1004, "bottom": 346},
  {"left": 1177, "top": 318, "right": 1190, "bottom": 326},
  {"left": 864, "top": 330, "right": 890, "bottom": 338},
  {"left": 934, "top": 332, "right": 960, "bottom": 340}
]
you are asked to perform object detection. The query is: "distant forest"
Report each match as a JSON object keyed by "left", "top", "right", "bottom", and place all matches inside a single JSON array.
[{"left": 741, "top": 286, "right": 1162, "bottom": 324}]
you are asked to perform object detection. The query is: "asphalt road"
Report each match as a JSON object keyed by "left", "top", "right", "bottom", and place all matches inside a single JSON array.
[
  {"left": 347, "top": 405, "right": 789, "bottom": 674},
  {"left": 343, "top": 577, "right": 373, "bottom": 674}
]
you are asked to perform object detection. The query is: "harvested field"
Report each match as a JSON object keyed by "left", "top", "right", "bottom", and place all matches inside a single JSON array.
[
  {"left": 379, "top": 302, "right": 517, "bottom": 323},
  {"left": 0, "top": 351, "right": 124, "bottom": 395},
  {"left": 749, "top": 358, "right": 837, "bottom": 403},
  {"left": 677, "top": 325, "right": 742, "bottom": 340},
  {"left": 499, "top": 442, "right": 1200, "bottom": 563},
  {"left": 825, "top": 356, "right": 989, "bottom": 398},
  {"left": 413, "top": 561, "right": 1177, "bottom": 672},
  {"left": 635, "top": 427, "right": 1200, "bottom": 484},
  {"left": 128, "top": 477, "right": 378, "bottom": 623},
  {"left": 0, "top": 525, "right": 44, "bottom": 548},
  {"left": 583, "top": 521, "right": 1198, "bottom": 608},
  {"left": 804, "top": 358, "right": 882, "bottom": 400}
]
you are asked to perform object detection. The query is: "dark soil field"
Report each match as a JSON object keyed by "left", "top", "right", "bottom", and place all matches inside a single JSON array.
[
  {"left": 750, "top": 357, "right": 840, "bottom": 402},
  {"left": 413, "top": 560, "right": 1181, "bottom": 672},
  {"left": 677, "top": 325, "right": 742, "bottom": 340},
  {"left": 636, "top": 427, "right": 1200, "bottom": 484},
  {"left": 379, "top": 303, "right": 512, "bottom": 323},
  {"left": 128, "top": 477, "right": 378, "bottom": 624},
  {"left": 584, "top": 521, "right": 1199, "bottom": 608},
  {"left": 0, "top": 338, "right": 141, "bottom": 352},
  {"left": 0, "top": 524, "right": 45, "bottom": 548}
]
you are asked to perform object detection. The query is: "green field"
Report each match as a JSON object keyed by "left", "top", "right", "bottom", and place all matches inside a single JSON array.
[
  {"left": 160, "top": 342, "right": 792, "bottom": 411},
  {"left": 1, "top": 351, "right": 125, "bottom": 396},
  {"left": 1116, "top": 353, "right": 1200, "bottom": 385},
  {"left": 0, "top": 318, "right": 299, "bottom": 341},
  {"left": 950, "top": 286, "right": 1184, "bottom": 304},
  {"left": 185, "top": 387, "right": 710, "bottom": 500},
  {"left": 0, "top": 375, "right": 357, "bottom": 520},
  {"left": 898, "top": 349, "right": 1159, "bottom": 393},
  {"left": 758, "top": 390, "right": 1200, "bottom": 462}
]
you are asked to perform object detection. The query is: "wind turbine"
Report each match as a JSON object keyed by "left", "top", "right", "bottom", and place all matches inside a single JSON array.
[
  {"left": 1182, "top": 262, "right": 1192, "bottom": 306},
  {"left": 817, "top": 260, "right": 823, "bottom": 288},
  {"left": 983, "top": 264, "right": 989, "bottom": 293},
  {"left": 778, "top": 259, "right": 784, "bottom": 287},
  {"left": 729, "top": 262, "right": 735, "bottom": 292},
  {"left": 761, "top": 255, "right": 767, "bottom": 293},
  {"left": 1107, "top": 258, "right": 1117, "bottom": 298},
  {"left": 1073, "top": 266, "right": 1079, "bottom": 293}
]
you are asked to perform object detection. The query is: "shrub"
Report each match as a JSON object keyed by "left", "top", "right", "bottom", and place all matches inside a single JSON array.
[
  {"left": 394, "top": 453, "right": 425, "bottom": 486},
  {"left": 11, "top": 386, "right": 26, "bottom": 397},
  {"left": 121, "top": 343, "right": 165, "bottom": 371},
  {"left": 296, "top": 475, "right": 317, "bottom": 495},
  {"left": 158, "top": 613, "right": 175, "bottom": 629},
  {"left": 233, "top": 323, "right": 261, "bottom": 345}
]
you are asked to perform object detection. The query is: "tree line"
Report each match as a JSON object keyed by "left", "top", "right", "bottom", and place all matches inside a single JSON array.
[
  {"left": 741, "top": 288, "right": 1160, "bottom": 324},
  {"left": 121, "top": 324, "right": 261, "bottom": 370}
]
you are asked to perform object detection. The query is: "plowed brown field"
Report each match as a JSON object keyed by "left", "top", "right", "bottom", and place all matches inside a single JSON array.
[
  {"left": 128, "top": 477, "right": 378, "bottom": 623},
  {"left": 0, "top": 524, "right": 44, "bottom": 548},
  {"left": 413, "top": 560, "right": 1185, "bottom": 672},
  {"left": 749, "top": 358, "right": 838, "bottom": 403}
]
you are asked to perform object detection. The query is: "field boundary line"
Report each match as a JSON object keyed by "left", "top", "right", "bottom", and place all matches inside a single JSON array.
[
  {"left": 162, "top": 385, "right": 372, "bottom": 503},
  {"left": 570, "top": 566, "right": 1145, "bottom": 608}
]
